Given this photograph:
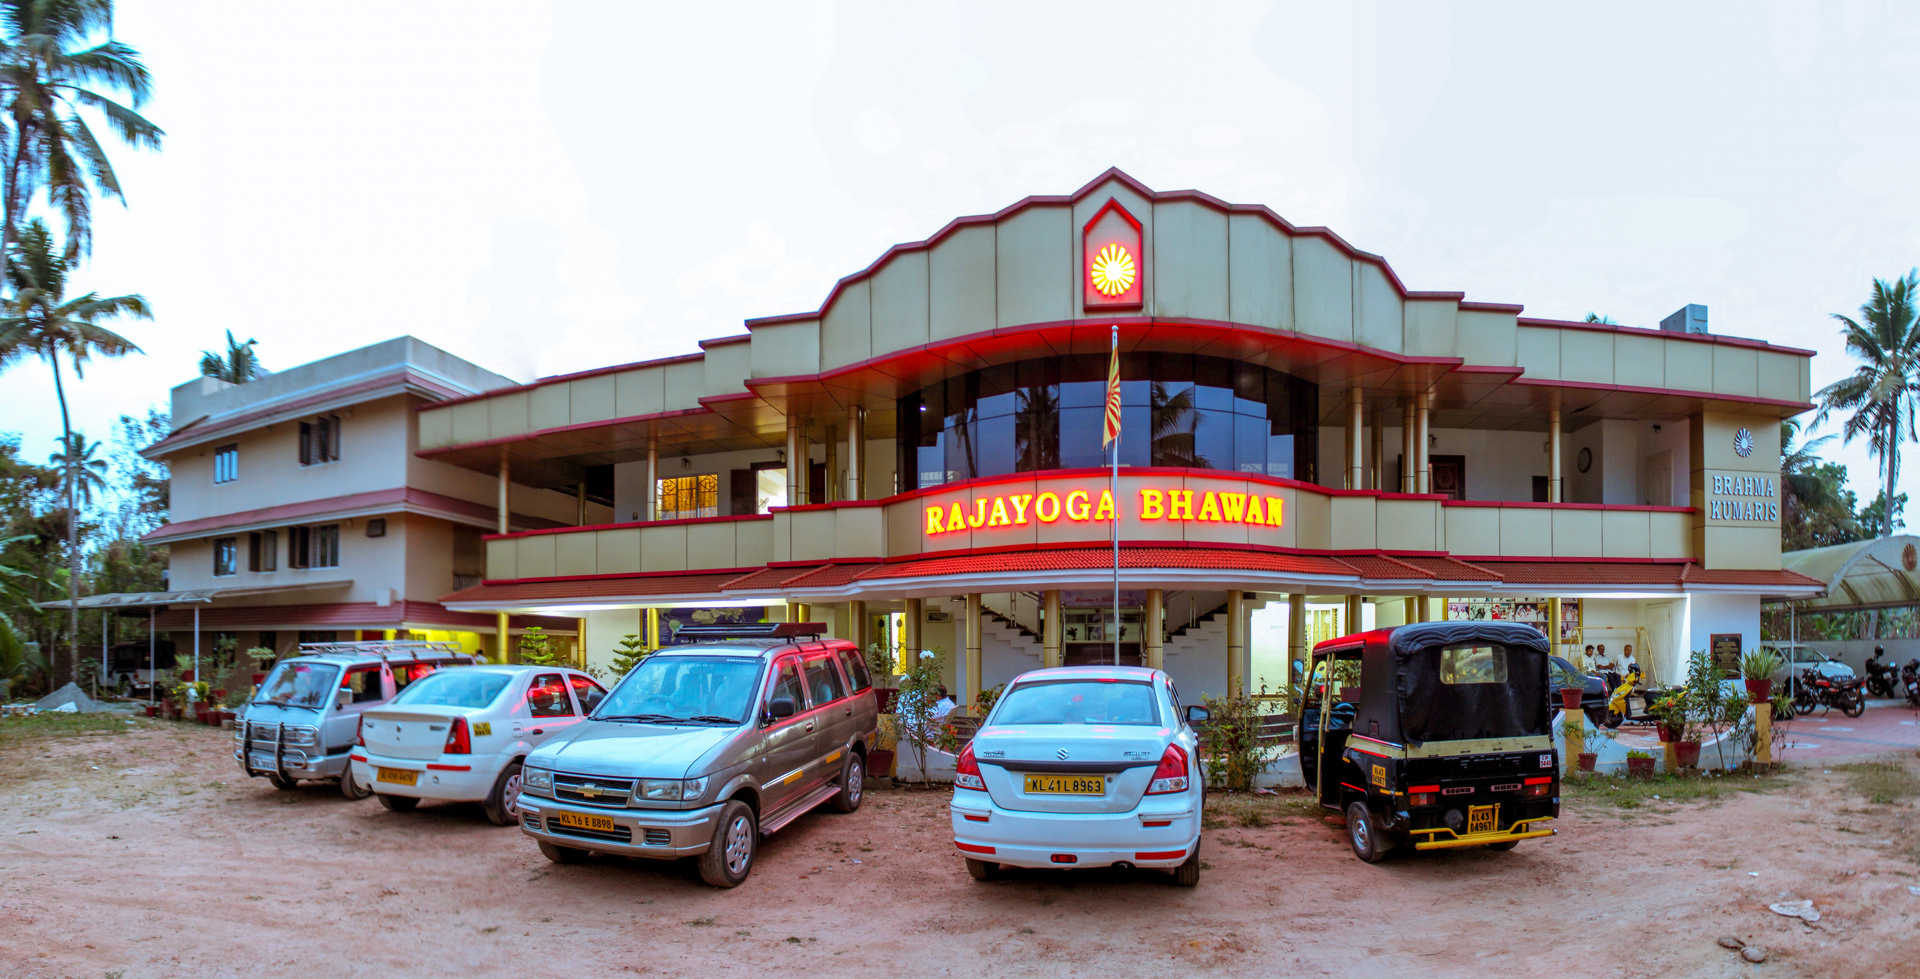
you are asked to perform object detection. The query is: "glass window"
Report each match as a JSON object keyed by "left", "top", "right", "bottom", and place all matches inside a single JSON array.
[
  {"left": 836, "top": 648, "right": 871, "bottom": 693},
  {"left": 1233, "top": 362, "right": 1266, "bottom": 416},
  {"left": 1194, "top": 357, "right": 1233, "bottom": 411},
  {"left": 527, "top": 673, "right": 574, "bottom": 717},
  {"left": 288, "top": 526, "right": 310, "bottom": 569},
  {"left": 1015, "top": 384, "right": 1059, "bottom": 471},
  {"left": 255, "top": 661, "right": 339, "bottom": 707},
  {"left": 213, "top": 538, "right": 237, "bottom": 576},
  {"left": 976, "top": 363, "right": 1017, "bottom": 419},
  {"left": 1057, "top": 406, "right": 1106, "bottom": 470},
  {"left": 768, "top": 658, "right": 808, "bottom": 713},
  {"left": 754, "top": 467, "right": 786, "bottom": 513},
  {"left": 213, "top": 445, "right": 238, "bottom": 483},
  {"left": 569, "top": 674, "right": 608, "bottom": 713},
  {"left": 803, "top": 656, "right": 846, "bottom": 706},
  {"left": 392, "top": 670, "right": 510, "bottom": 709},
  {"left": 972, "top": 413, "right": 1016, "bottom": 478},
  {"left": 1266, "top": 433, "right": 1296, "bottom": 479},
  {"left": 1058, "top": 356, "right": 1107, "bottom": 408},
  {"left": 1235, "top": 413, "right": 1266, "bottom": 474},
  {"left": 1440, "top": 646, "right": 1509, "bottom": 685},
  {"left": 657, "top": 474, "right": 719, "bottom": 520},
  {"left": 391, "top": 661, "right": 437, "bottom": 693},
  {"left": 994, "top": 679, "right": 1159, "bottom": 726},
  {"left": 311, "top": 524, "right": 339, "bottom": 568},
  {"left": 594, "top": 654, "right": 765, "bottom": 723},
  {"left": 342, "top": 666, "right": 382, "bottom": 704},
  {"left": 1191, "top": 409, "right": 1233, "bottom": 471}
]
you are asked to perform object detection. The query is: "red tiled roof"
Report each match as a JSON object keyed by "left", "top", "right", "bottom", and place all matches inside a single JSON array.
[
  {"left": 1463, "top": 561, "right": 1687, "bottom": 586},
  {"left": 1338, "top": 555, "right": 1430, "bottom": 580},
  {"left": 1680, "top": 566, "right": 1826, "bottom": 587},
  {"left": 1391, "top": 555, "right": 1502, "bottom": 582},
  {"left": 441, "top": 573, "right": 743, "bottom": 605},
  {"left": 857, "top": 547, "right": 1358, "bottom": 581},
  {"left": 721, "top": 566, "right": 823, "bottom": 591},
  {"left": 782, "top": 563, "right": 883, "bottom": 588}
]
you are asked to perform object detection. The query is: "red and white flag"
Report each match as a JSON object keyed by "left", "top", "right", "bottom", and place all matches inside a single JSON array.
[{"left": 1102, "top": 333, "right": 1121, "bottom": 448}]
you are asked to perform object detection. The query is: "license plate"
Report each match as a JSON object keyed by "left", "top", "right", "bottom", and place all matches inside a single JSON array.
[
  {"left": 1023, "top": 773, "right": 1104, "bottom": 795},
  {"left": 248, "top": 751, "right": 274, "bottom": 772},
  {"left": 1467, "top": 804, "right": 1498, "bottom": 835},
  {"left": 376, "top": 767, "right": 419, "bottom": 786},
  {"left": 552, "top": 810, "right": 618, "bottom": 833}
]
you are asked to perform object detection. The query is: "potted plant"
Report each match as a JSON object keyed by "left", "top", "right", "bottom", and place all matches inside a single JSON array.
[
  {"left": 1552, "top": 662, "right": 1586, "bottom": 712},
  {"left": 865, "top": 641, "right": 900, "bottom": 713},
  {"left": 245, "top": 646, "right": 276, "bottom": 687},
  {"left": 1625, "top": 749, "right": 1656, "bottom": 778},
  {"left": 1559, "top": 715, "right": 1595, "bottom": 771},
  {"left": 1740, "top": 647, "right": 1782, "bottom": 703},
  {"left": 1651, "top": 692, "right": 1686, "bottom": 743},
  {"left": 869, "top": 715, "right": 897, "bottom": 780}
]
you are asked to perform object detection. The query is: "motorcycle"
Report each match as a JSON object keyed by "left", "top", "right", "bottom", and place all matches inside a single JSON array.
[
  {"left": 1792, "top": 667, "right": 1866, "bottom": 718},
  {"left": 1864, "top": 656, "right": 1900, "bottom": 699},
  {"left": 1902, "top": 658, "right": 1920, "bottom": 708}
]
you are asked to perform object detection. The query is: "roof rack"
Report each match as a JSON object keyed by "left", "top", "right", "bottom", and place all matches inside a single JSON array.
[
  {"left": 672, "top": 622, "right": 828, "bottom": 642},
  {"left": 294, "top": 640, "right": 469, "bottom": 662}
]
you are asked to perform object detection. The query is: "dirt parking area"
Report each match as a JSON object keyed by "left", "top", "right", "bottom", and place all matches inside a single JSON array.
[{"left": 2, "top": 717, "right": 1918, "bottom": 978}]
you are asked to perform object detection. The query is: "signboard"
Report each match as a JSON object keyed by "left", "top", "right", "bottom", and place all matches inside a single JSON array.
[
  {"left": 1082, "top": 199, "right": 1143, "bottom": 310},
  {"left": 925, "top": 486, "right": 1284, "bottom": 537},
  {"left": 1706, "top": 471, "right": 1778, "bottom": 524},
  {"left": 1709, "top": 633, "right": 1742, "bottom": 674}
]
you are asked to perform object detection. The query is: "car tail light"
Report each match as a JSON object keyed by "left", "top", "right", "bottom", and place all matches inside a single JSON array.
[
  {"left": 354, "top": 717, "right": 365, "bottom": 748},
  {"left": 1409, "top": 784, "right": 1440, "bottom": 808},
  {"left": 1523, "top": 776, "right": 1552, "bottom": 799},
  {"left": 955, "top": 743, "right": 985, "bottom": 790},
  {"left": 443, "top": 716, "right": 471, "bottom": 755},
  {"left": 1146, "top": 743, "right": 1190, "bottom": 794}
]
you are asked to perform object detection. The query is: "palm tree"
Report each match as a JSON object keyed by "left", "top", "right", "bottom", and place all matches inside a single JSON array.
[
  {"left": 0, "top": 218, "right": 148, "bottom": 684},
  {"left": 48, "top": 431, "right": 105, "bottom": 506},
  {"left": 1814, "top": 270, "right": 1920, "bottom": 538},
  {"left": 1583, "top": 312, "right": 1616, "bottom": 324},
  {"left": 0, "top": 0, "right": 163, "bottom": 256},
  {"left": 198, "top": 329, "right": 263, "bottom": 382}
]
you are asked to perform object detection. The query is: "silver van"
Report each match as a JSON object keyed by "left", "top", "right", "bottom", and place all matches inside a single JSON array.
[
  {"left": 235, "top": 641, "right": 476, "bottom": 797},
  {"left": 517, "top": 623, "right": 878, "bottom": 887}
]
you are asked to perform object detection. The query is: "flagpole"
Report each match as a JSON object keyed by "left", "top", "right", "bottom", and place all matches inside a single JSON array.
[{"left": 1111, "top": 324, "right": 1120, "bottom": 667}]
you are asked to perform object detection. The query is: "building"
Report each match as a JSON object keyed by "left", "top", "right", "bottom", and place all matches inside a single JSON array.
[
  {"left": 403, "top": 169, "right": 1821, "bottom": 701},
  {"left": 135, "top": 337, "right": 583, "bottom": 667}
]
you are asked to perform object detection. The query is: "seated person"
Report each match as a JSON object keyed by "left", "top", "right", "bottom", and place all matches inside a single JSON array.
[{"left": 931, "top": 685, "right": 956, "bottom": 720}]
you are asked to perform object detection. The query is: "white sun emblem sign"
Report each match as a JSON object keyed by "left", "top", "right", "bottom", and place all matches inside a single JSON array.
[
  {"left": 1089, "top": 242, "right": 1137, "bottom": 297},
  {"left": 1733, "top": 427, "right": 1754, "bottom": 458}
]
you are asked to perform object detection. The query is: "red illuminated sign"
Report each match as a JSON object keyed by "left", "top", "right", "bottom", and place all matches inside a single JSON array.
[
  {"left": 1083, "top": 198, "right": 1143, "bottom": 310},
  {"left": 925, "top": 488, "right": 1284, "bottom": 536}
]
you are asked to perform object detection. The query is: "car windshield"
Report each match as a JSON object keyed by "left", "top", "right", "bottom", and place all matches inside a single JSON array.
[
  {"left": 993, "top": 679, "right": 1159, "bottom": 725},
  {"left": 254, "top": 661, "right": 340, "bottom": 709},
  {"left": 390, "top": 670, "right": 512, "bottom": 709},
  {"left": 593, "top": 654, "right": 764, "bottom": 724}
]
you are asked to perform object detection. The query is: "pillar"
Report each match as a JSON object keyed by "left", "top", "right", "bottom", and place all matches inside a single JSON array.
[
  {"left": 1344, "top": 595, "right": 1363, "bottom": 635},
  {"left": 788, "top": 601, "right": 809, "bottom": 625},
  {"left": 823, "top": 425, "right": 839, "bottom": 504},
  {"left": 1547, "top": 596, "right": 1562, "bottom": 658},
  {"left": 847, "top": 599, "right": 868, "bottom": 652},
  {"left": 1755, "top": 701, "right": 1773, "bottom": 765},
  {"left": 903, "top": 597, "right": 923, "bottom": 660},
  {"left": 576, "top": 617, "right": 588, "bottom": 669},
  {"left": 576, "top": 482, "right": 587, "bottom": 526},
  {"left": 963, "top": 593, "right": 982, "bottom": 710},
  {"left": 645, "top": 435, "right": 658, "bottom": 520},
  {"left": 646, "top": 607, "right": 661, "bottom": 652},
  {"left": 1371, "top": 410, "right": 1384, "bottom": 491},
  {"left": 1042, "top": 590, "right": 1062, "bottom": 668},
  {"left": 1287, "top": 593, "right": 1307, "bottom": 689},
  {"left": 1226, "top": 590, "right": 1248, "bottom": 695},
  {"left": 1415, "top": 395, "right": 1431, "bottom": 494},
  {"left": 1347, "top": 385, "right": 1364, "bottom": 490},
  {"left": 1144, "top": 589, "right": 1165, "bottom": 670},
  {"left": 497, "top": 447, "right": 511, "bottom": 534},
  {"left": 785, "top": 418, "right": 802, "bottom": 507},
  {"left": 1548, "top": 405, "right": 1563, "bottom": 503},
  {"left": 1401, "top": 401, "right": 1417, "bottom": 492},
  {"left": 846, "top": 404, "right": 865, "bottom": 501},
  {"left": 1404, "top": 596, "right": 1420, "bottom": 624},
  {"left": 496, "top": 613, "right": 510, "bottom": 663}
]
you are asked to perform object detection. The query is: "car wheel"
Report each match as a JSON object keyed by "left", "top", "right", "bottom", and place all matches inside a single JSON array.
[
  {"left": 1487, "top": 840, "right": 1519, "bottom": 852},
  {"left": 339, "top": 766, "right": 372, "bottom": 801},
  {"left": 376, "top": 793, "right": 418, "bottom": 812},
  {"left": 1346, "top": 800, "right": 1389, "bottom": 864},
  {"left": 266, "top": 772, "right": 298, "bottom": 791},
  {"left": 964, "top": 858, "right": 998, "bottom": 882},
  {"left": 698, "top": 800, "right": 757, "bottom": 888},
  {"left": 1170, "top": 843, "right": 1201, "bottom": 887},
  {"left": 828, "top": 751, "right": 864, "bottom": 813},
  {"left": 538, "top": 841, "right": 588, "bottom": 865},
  {"left": 484, "top": 760, "right": 523, "bottom": 826}
]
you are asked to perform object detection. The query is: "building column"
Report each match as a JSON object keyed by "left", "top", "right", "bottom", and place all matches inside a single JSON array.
[
  {"left": 1547, "top": 596, "right": 1562, "bottom": 658},
  {"left": 963, "top": 593, "right": 982, "bottom": 710},
  {"left": 823, "top": 425, "right": 839, "bottom": 504},
  {"left": 903, "top": 597, "right": 923, "bottom": 660},
  {"left": 646, "top": 607, "right": 661, "bottom": 652},
  {"left": 1347, "top": 385, "right": 1364, "bottom": 490},
  {"left": 1226, "top": 590, "right": 1248, "bottom": 695},
  {"left": 788, "top": 601, "right": 810, "bottom": 625},
  {"left": 1287, "top": 593, "right": 1307, "bottom": 688},
  {"left": 1042, "top": 590, "right": 1062, "bottom": 668},
  {"left": 785, "top": 417, "right": 808, "bottom": 506},
  {"left": 645, "top": 435, "right": 658, "bottom": 520},
  {"left": 1401, "top": 401, "right": 1417, "bottom": 492},
  {"left": 576, "top": 617, "right": 588, "bottom": 668},
  {"left": 847, "top": 599, "right": 867, "bottom": 651},
  {"left": 1415, "top": 395, "right": 1432, "bottom": 494},
  {"left": 1144, "top": 588, "right": 1165, "bottom": 670},
  {"left": 497, "top": 447, "right": 511, "bottom": 533},
  {"left": 846, "top": 404, "right": 865, "bottom": 502},
  {"left": 576, "top": 482, "right": 587, "bottom": 526},
  {"left": 1548, "top": 405, "right": 1563, "bottom": 503},
  {"left": 1404, "top": 596, "right": 1420, "bottom": 624}
]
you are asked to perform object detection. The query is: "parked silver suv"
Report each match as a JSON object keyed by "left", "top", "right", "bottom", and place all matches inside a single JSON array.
[
  {"left": 236, "top": 641, "right": 476, "bottom": 798},
  {"left": 517, "top": 623, "right": 877, "bottom": 887}
]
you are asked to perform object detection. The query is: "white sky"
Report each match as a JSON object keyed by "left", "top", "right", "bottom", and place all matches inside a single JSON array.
[{"left": 4, "top": 0, "right": 1917, "bottom": 513}]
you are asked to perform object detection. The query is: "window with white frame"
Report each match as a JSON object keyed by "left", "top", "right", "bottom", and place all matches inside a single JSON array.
[
  {"left": 213, "top": 445, "right": 238, "bottom": 483},
  {"left": 298, "top": 414, "right": 341, "bottom": 465},
  {"left": 213, "top": 537, "right": 238, "bottom": 576}
]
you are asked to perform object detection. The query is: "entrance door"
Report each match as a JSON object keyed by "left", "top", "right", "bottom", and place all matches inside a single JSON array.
[
  {"left": 1643, "top": 452, "right": 1673, "bottom": 507},
  {"left": 1430, "top": 455, "right": 1466, "bottom": 500}
]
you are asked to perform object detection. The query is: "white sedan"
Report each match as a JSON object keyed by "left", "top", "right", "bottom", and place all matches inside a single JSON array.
[
  {"left": 351, "top": 665, "right": 607, "bottom": 825},
  {"left": 950, "top": 665, "right": 1205, "bottom": 886}
]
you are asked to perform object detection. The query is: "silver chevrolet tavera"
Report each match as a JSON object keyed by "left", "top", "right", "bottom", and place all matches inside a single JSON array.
[{"left": 517, "top": 625, "right": 877, "bottom": 887}]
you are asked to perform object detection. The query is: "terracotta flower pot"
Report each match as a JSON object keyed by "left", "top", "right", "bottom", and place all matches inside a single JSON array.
[
  {"left": 1626, "top": 756, "right": 1656, "bottom": 778},
  {"left": 1578, "top": 752, "right": 1597, "bottom": 772},
  {"left": 1674, "top": 740, "right": 1701, "bottom": 768},
  {"left": 1559, "top": 687, "right": 1584, "bottom": 711},
  {"left": 1656, "top": 723, "right": 1678, "bottom": 743},
  {"left": 1745, "top": 679, "right": 1773, "bottom": 703},
  {"left": 868, "top": 748, "right": 895, "bottom": 778}
]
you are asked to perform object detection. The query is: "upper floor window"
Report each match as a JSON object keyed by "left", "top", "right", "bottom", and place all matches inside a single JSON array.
[
  {"left": 213, "top": 445, "right": 238, "bottom": 483},
  {"left": 213, "top": 537, "right": 238, "bottom": 576},
  {"left": 298, "top": 414, "right": 341, "bottom": 465},
  {"left": 657, "top": 474, "right": 719, "bottom": 520},
  {"left": 249, "top": 530, "right": 278, "bottom": 572},
  {"left": 287, "top": 523, "right": 340, "bottom": 569}
]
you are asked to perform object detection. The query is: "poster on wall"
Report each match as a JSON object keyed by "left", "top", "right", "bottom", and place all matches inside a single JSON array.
[
  {"left": 658, "top": 606, "right": 770, "bottom": 646},
  {"left": 1444, "top": 596, "right": 1578, "bottom": 642}
]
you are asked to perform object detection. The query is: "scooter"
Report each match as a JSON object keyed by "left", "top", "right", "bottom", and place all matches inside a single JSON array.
[
  {"left": 1602, "top": 664, "right": 1663, "bottom": 728},
  {"left": 1902, "top": 658, "right": 1920, "bottom": 708}
]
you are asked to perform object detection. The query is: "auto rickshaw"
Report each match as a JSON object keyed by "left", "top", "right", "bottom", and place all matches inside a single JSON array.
[{"left": 1297, "top": 621, "right": 1559, "bottom": 863}]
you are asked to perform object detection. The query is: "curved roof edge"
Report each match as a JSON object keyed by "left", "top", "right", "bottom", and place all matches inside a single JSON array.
[{"left": 1779, "top": 534, "right": 1920, "bottom": 609}]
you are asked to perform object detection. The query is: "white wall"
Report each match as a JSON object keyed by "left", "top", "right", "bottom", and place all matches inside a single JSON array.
[{"left": 1686, "top": 592, "right": 1761, "bottom": 680}]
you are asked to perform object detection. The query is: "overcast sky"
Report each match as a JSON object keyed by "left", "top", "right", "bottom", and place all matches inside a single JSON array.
[{"left": 4, "top": 0, "right": 1917, "bottom": 513}]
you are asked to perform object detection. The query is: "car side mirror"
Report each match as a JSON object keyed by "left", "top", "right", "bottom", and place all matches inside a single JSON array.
[
  {"left": 334, "top": 689, "right": 351, "bottom": 710},
  {"left": 1185, "top": 704, "right": 1211, "bottom": 726},
  {"left": 766, "top": 696, "right": 797, "bottom": 721}
]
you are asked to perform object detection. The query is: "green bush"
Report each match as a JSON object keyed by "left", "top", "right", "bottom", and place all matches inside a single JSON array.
[
  {"left": 1197, "top": 693, "right": 1275, "bottom": 792},
  {"left": 517, "top": 626, "right": 557, "bottom": 666},
  {"left": 607, "top": 633, "right": 649, "bottom": 678}
]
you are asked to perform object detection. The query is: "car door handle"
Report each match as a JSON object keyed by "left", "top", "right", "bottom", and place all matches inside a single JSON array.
[
  {"left": 804, "top": 721, "right": 816, "bottom": 733},
  {"left": 530, "top": 728, "right": 544, "bottom": 736}
]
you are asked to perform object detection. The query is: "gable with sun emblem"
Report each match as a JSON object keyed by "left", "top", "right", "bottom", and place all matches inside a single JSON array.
[{"left": 1082, "top": 198, "right": 1143, "bottom": 310}]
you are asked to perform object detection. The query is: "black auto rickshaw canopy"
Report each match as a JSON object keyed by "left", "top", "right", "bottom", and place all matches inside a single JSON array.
[{"left": 1342, "top": 620, "right": 1551, "bottom": 747}]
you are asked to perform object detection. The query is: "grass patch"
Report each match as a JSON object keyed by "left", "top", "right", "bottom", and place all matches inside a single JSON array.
[
  {"left": 0, "top": 711, "right": 138, "bottom": 751},
  {"left": 1838, "top": 761, "right": 1920, "bottom": 806},
  {"left": 1201, "top": 789, "right": 1320, "bottom": 828},
  {"left": 1563, "top": 770, "right": 1790, "bottom": 812}
]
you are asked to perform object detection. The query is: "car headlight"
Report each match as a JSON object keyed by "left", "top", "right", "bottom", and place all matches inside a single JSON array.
[
  {"left": 522, "top": 767, "right": 553, "bottom": 791},
  {"left": 630, "top": 778, "right": 707, "bottom": 804},
  {"left": 681, "top": 777, "right": 709, "bottom": 801}
]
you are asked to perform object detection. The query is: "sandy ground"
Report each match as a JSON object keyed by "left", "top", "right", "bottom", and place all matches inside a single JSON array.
[{"left": 2, "top": 718, "right": 1917, "bottom": 978}]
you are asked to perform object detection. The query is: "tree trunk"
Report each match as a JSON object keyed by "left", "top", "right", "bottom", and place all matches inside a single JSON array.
[{"left": 50, "top": 352, "right": 78, "bottom": 688}]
